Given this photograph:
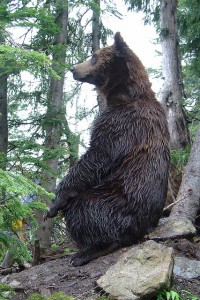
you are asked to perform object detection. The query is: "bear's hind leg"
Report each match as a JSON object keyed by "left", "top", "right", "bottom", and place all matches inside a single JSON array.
[{"left": 70, "top": 242, "right": 120, "bottom": 266}]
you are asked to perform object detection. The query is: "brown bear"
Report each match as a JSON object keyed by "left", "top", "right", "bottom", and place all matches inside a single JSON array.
[{"left": 45, "top": 32, "right": 170, "bottom": 266}]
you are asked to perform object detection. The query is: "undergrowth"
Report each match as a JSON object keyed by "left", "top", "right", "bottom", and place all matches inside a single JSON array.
[
  {"left": 170, "top": 146, "right": 190, "bottom": 168},
  {"left": 27, "top": 292, "right": 74, "bottom": 300},
  {"left": 157, "top": 289, "right": 200, "bottom": 300}
]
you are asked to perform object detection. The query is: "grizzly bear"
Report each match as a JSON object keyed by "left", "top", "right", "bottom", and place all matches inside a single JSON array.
[{"left": 45, "top": 32, "right": 170, "bottom": 266}]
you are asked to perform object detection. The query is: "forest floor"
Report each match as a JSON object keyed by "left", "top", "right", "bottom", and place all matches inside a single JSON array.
[{"left": 1, "top": 231, "right": 200, "bottom": 300}]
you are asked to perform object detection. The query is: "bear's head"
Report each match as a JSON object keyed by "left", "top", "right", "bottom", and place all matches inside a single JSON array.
[
  {"left": 71, "top": 32, "right": 151, "bottom": 99},
  {"left": 71, "top": 32, "right": 129, "bottom": 87}
]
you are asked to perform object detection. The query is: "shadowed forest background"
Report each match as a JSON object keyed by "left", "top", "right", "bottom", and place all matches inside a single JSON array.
[{"left": 0, "top": 0, "right": 200, "bottom": 299}]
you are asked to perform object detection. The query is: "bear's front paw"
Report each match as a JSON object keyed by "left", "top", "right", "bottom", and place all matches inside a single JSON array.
[{"left": 43, "top": 207, "right": 58, "bottom": 221}]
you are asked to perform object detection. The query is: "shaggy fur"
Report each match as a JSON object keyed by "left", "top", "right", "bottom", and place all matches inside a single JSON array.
[{"left": 46, "top": 32, "right": 170, "bottom": 266}]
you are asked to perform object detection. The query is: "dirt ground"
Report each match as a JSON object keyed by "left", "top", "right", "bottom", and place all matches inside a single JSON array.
[
  {"left": 1, "top": 232, "right": 200, "bottom": 300},
  {"left": 2, "top": 242, "right": 129, "bottom": 300}
]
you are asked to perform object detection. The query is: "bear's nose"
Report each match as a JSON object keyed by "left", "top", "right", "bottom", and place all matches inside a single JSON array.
[{"left": 70, "top": 66, "right": 75, "bottom": 72}]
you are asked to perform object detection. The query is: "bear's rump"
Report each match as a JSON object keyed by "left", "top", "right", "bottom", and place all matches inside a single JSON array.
[{"left": 63, "top": 177, "right": 166, "bottom": 248}]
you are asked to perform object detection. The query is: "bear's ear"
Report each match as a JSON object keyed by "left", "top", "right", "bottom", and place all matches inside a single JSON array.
[{"left": 114, "top": 32, "right": 127, "bottom": 57}]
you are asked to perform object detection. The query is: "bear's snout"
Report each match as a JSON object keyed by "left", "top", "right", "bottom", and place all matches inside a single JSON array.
[{"left": 70, "top": 66, "right": 80, "bottom": 81}]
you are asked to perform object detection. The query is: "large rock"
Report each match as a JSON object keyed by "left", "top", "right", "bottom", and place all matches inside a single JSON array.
[
  {"left": 174, "top": 256, "right": 200, "bottom": 279},
  {"left": 147, "top": 216, "right": 196, "bottom": 240},
  {"left": 97, "top": 240, "right": 174, "bottom": 300}
]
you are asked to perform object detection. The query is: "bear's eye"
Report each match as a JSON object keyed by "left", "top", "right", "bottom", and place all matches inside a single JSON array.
[{"left": 91, "top": 55, "right": 97, "bottom": 65}]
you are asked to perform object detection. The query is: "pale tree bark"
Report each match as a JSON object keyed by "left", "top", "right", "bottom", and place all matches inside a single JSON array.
[
  {"left": 34, "top": 0, "right": 68, "bottom": 248},
  {"left": 149, "top": 126, "right": 200, "bottom": 240},
  {"left": 92, "top": 0, "right": 107, "bottom": 112},
  {"left": 170, "top": 125, "right": 200, "bottom": 221},
  {"left": 160, "top": 0, "right": 190, "bottom": 149},
  {"left": 63, "top": 116, "right": 79, "bottom": 167},
  {"left": 92, "top": 0, "right": 100, "bottom": 53}
]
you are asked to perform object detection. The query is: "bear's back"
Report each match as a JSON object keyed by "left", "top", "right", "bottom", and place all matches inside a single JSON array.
[{"left": 90, "top": 99, "right": 170, "bottom": 202}]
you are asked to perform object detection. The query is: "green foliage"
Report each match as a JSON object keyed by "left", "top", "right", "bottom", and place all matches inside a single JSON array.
[
  {"left": 181, "top": 290, "right": 199, "bottom": 300},
  {"left": 0, "top": 45, "right": 60, "bottom": 78},
  {"left": 27, "top": 294, "right": 46, "bottom": 300},
  {"left": 170, "top": 146, "right": 190, "bottom": 168},
  {"left": 0, "top": 152, "right": 7, "bottom": 169},
  {"left": 0, "top": 168, "right": 54, "bottom": 201},
  {"left": 157, "top": 289, "right": 181, "bottom": 300},
  {"left": 178, "top": 0, "right": 200, "bottom": 77},
  {"left": 27, "top": 292, "right": 74, "bottom": 300},
  {"left": 50, "top": 243, "right": 57, "bottom": 249},
  {"left": 178, "top": 0, "right": 200, "bottom": 126},
  {"left": 157, "top": 289, "right": 200, "bottom": 300},
  {"left": 124, "top": 0, "right": 160, "bottom": 24},
  {"left": 0, "top": 283, "right": 15, "bottom": 300},
  {"left": 64, "top": 247, "right": 74, "bottom": 254},
  {"left": 48, "top": 293, "right": 74, "bottom": 300},
  {"left": 124, "top": 0, "right": 200, "bottom": 132},
  {"left": 0, "top": 168, "right": 54, "bottom": 263}
]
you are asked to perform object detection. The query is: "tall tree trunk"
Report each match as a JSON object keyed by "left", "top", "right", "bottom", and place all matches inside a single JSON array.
[
  {"left": 0, "top": 25, "right": 8, "bottom": 170},
  {"left": 0, "top": 73, "right": 8, "bottom": 170},
  {"left": 0, "top": 27, "right": 11, "bottom": 268},
  {"left": 149, "top": 125, "right": 200, "bottom": 240},
  {"left": 35, "top": 0, "right": 68, "bottom": 248},
  {"left": 92, "top": 0, "right": 107, "bottom": 112},
  {"left": 160, "top": 0, "right": 190, "bottom": 149},
  {"left": 92, "top": 0, "right": 100, "bottom": 53},
  {"left": 170, "top": 125, "right": 200, "bottom": 221},
  {"left": 63, "top": 116, "right": 79, "bottom": 167}
]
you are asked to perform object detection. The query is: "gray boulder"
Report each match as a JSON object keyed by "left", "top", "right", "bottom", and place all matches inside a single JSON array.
[
  {"left": 174, "top": 256, "right": 200, "bottom": 279},
  {"left": 97, "top": 240, "right": 174, "bottom": 300},
  {"left": 147, "top": 216, "right": 196, "bottom": 240}
]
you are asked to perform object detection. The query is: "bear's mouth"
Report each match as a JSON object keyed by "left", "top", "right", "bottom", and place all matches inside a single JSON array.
[
  {"left": 72, "top": 71, "right": 85, "bottom": 81},
  {"left": 72, "top": 71, "right": 94, "bottom": 84}
]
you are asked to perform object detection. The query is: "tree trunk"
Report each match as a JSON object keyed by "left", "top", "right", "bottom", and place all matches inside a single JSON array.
[
  {"left": 63, "top": 116, "right": 80, "bottom": 167},
  {"left": 92, "top": 0, "right": 100, "bottom": 53},
  {"left": 149, "top": 126, "right": 200, "bottom": 240},
  {"left": 92, "top": 0, "right": 107, "bottom": 112},
  {"left": 0, "top": 251, "right": 14, "bottom": 268},
  {"left": 34, "top": 0, "right": 68, "bottom": 248},
  {"left": 171, "top": 125, "right": 200, "bottom": 221},
  {"left": 160, "top": 0, "right": 190, "bottom": 149},
  {"left": 0, "top": 73, "right": 8, "bottom": 170},
  {"left": 0, "top": 24, "right": 8, "bottom": 170},
  {"left": 0, "top": 25, "right": 11, "bottom": 268}
]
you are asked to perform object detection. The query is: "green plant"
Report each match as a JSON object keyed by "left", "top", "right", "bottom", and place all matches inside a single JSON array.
[
  {"left": 27, "top": 292, "right": 74, "bottom": 300},
  {"left": 49, "top": 292, "right": 74, "bottom": 300},
  {"left": 157, "top": 289, "right": 200, "bottom": 300},
  {"left": 170, "top": 146, "right": 190, "bottom": 168},
  {"left": 157, "top": 289, "right": 181, "bottom": 300},
  {"left": 0, "top": 169, "right": 54, "bottom": 264},
  {"left": 181, "top": 290, "right": 199, "bottom": 300},
  {"left": 0, "top": 283, "right": 15, "bottom": 299},
  {"left": 27, "top": 293, "right": 46, "bottom": 300},
  {"left": 51, "top": 243, "right": 58, "bottom": 249},
  {"left": 64, "top": 247, "right": 74, "bottom": 254}
]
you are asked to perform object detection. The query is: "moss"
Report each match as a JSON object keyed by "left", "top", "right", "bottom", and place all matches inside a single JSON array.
[
  {"left": 27, "top": 292, "right": 74, "bottom": 300},
  {"left": 27, "top": 293, "right": 46, "bottom": 300}
]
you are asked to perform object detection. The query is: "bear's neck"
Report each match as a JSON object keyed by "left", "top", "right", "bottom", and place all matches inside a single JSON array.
[{"left": 97, "top": 81, "right": 156, "bottom": 106}]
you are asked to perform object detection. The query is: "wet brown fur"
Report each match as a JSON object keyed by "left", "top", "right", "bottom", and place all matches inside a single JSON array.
[{"left": 46, "top": 32, "right": 170, "bottom": 266}]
